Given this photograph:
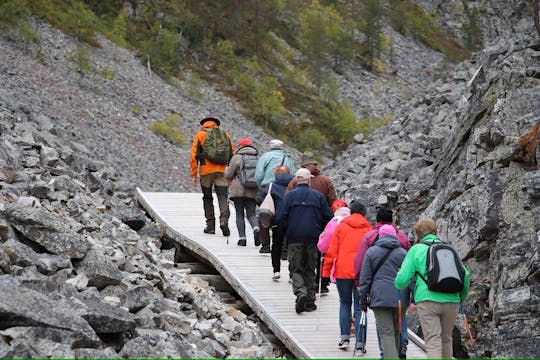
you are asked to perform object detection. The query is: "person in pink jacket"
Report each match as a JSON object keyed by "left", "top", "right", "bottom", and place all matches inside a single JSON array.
[{"left": 318, "top": 199, "right": 350, "bottom": 285}]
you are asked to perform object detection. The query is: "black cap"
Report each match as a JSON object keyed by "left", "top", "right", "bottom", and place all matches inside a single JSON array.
[
  {"left": 350, "top": 199, "right": 366, "bottom": 215},
  {"left": 376, "top": 207, "right": 393, "bottom": 222},
  {"left": 200, "top": 116, "right": 220, "bottom": 126}
]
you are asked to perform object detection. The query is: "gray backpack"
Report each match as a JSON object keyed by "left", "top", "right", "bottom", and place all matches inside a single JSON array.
[
  {"left": 416, "top": 241, "right": 466, "bottom": 293},
  {"left": 238, "top": 154, "right": 259, "bottom": 189}
]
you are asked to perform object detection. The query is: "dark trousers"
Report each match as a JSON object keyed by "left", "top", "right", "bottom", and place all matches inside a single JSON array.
[
  {"left": 288, "top": 242, "right": 318, "bottom": 304},
  {"left": 231, "top": 197, "right": 257, "bottom": 239},
  {"left": 270, "top": 226, "right": 285, "bottom": 273}
]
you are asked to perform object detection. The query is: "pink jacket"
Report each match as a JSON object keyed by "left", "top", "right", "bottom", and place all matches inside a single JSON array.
[
  {"left": 318, "top": 207, "right": 350, "bottom": 282},
  {"left": 354, "top": 222, "right": 411, "bottom": 283}
]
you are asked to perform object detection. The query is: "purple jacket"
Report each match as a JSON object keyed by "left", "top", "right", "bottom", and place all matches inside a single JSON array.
[{"left": 354, "top": 222, "right": 411, "bottom": 283}]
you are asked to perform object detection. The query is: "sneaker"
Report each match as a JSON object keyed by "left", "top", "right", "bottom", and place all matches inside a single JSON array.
[
  {"left": 295, "top": 294, "right": 307, "bottom": 314},
  {"left": 237, "top": 239, "right": 246, "bottom": 246},
  {"left": 272, "top": 272, "right": 281, "bottom": 280},
  {"left": 399, "top": 345, "right": 407, "bottom": 359},
  {"left": 253, "top": 228, "right": 261, "bottom": 246},
  {"left": 355, "top": 343, "right": 366, "bottom": 355},
  {"left": 220, "top": 224, "right": 230, "bottom": 236},
  {"left": 259, "top": 245, "right": 271, "bottom": 254},
  {"left": 304, "top": 303, "right": 317, "bottom": 312},
  {"left": 203, "top": 226, "right": 215, "bottom": 234},
  {"left": 338, "top": 338, "right": 350, "bottom": 349},
  {"left": 320, "top": 285, "right": 329, "bottom": 295}
]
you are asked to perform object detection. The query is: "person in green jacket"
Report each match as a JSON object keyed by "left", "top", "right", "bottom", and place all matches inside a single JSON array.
[{"left": 394, "top": 217, "right": 470, "bottom": 359}]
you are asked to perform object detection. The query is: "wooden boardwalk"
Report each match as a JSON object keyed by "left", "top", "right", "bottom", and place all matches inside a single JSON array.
[{"left": 137, "top": 190, "right": 426, "bottom": 359}]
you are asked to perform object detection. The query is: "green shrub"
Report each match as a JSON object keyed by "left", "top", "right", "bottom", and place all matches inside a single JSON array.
[
  {"left": 99, "top": 66, "right": 115, "bottom": 80},
  {"left": 149, "top": 113, "right": 187, "bottom": 146},
  {"left": 296, "top": 128, "right": 326, "bottom": 152},
  {"left": 69, "top": 46, "right": 93, "bottom": 75}
]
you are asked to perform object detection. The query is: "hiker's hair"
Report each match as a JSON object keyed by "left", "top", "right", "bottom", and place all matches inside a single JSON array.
[
  {"left": 413, "top": 217, "right": 438, "bottom": 240},
  {"left": 274, "top": 165, "right": 290, "bottom": 174}
]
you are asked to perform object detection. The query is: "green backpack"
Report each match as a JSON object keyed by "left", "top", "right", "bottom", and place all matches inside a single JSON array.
[{"left": 202, "top": 127, "right": 232, "bottom": 164}]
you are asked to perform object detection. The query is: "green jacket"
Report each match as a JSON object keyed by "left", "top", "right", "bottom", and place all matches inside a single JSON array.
[{"left": 394, "top": 234, "right": 470, "bottom": 303}]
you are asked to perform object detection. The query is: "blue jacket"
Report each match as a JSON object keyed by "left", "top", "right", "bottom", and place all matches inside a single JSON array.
[
  {"left": 275, "top": 183, "right": 333, "bottom": 244},
  {"left": 359, "top": 235, "right": 408, "bottom": 309},
  {"left": 255, "top": 149, "right": 295, "bottom": 186}
]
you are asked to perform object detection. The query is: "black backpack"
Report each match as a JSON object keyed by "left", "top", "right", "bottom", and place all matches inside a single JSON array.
[
  {"left": 202, "top": 127, "right": 232, "bottom": 164},
  {"left": 238, "top": 153, "right": 259, "bottom": 189},
  {"left": 416, "top": 241, "right": 466, "bottom": 293}
]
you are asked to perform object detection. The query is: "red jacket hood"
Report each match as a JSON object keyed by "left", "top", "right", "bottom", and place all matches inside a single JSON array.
[{"left": 341, "top": 213, "right": 371, "bottom": 229}]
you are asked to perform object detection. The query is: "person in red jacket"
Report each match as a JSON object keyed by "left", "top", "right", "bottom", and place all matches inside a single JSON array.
[
  {"left": 190, "top": 115, "right": 235, "bottom": 236},
  {"left": 322, "top": 199, "right": 372, "bottom": 350}
]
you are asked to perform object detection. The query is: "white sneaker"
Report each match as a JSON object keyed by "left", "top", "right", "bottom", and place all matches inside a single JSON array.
[{"left": 272, "top": 272, "right": 281, "bottom": 280}]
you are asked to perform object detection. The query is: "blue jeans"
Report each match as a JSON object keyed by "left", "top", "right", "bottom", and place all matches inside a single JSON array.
[{"left": 335, "top": 278, "right": 361, "bottom": 340}]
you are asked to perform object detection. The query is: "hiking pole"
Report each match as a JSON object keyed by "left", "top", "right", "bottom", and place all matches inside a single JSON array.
[
  {"left": 461, "top": 305, "right": 474, "bottom": 341},
  {"left": 316, "top": 255, "right": 323, "bottom": 330},
  {"left": 397, "top": 289, "right": 402, "bottom": 337}
]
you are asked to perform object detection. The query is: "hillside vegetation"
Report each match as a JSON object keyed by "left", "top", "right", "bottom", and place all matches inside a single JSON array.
[{"left": 0, "top": 0, "right": 471, "bottom": 153}]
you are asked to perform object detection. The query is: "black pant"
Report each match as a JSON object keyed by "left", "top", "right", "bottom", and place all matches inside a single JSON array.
[{"left": 270, "top": 226, "right": 285, "bottom": 273}]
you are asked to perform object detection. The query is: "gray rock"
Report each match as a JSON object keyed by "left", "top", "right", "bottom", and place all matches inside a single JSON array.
[
  {"left": 77, "top": 247, "right": 123, "bottom": 289},
  {"left": 3, "top": 204, "right": 90, "bottom": 259},
  {"left": 0, "top": 281, "right": 99, "bottom": 346}
]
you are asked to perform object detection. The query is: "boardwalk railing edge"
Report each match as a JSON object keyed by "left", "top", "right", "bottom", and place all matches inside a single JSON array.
[{"left": 136, "top": 188, "right": 310, "bottom": 358}]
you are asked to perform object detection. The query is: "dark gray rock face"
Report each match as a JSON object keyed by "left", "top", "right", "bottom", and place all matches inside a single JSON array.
[{"left": 327, "top": 35, "right": 540, "bottom": 358}]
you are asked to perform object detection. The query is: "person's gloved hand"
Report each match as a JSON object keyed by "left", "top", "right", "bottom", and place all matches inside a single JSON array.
[{"left": 360, "top": 298, "right": 368, "bottom": 312}]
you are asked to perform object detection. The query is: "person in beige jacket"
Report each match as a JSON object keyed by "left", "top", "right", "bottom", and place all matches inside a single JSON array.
[{"left": 224, "top": 138, "right": 260, "bottom": 246}]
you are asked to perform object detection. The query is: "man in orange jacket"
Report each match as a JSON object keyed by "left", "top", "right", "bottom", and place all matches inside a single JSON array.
[{"left": 190, "top": 115, "right": 235, "bottom": 236}]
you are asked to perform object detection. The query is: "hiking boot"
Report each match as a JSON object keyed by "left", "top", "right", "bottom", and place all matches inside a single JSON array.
[
  {"left": 295, "top": 294, "right": 307, "bottom": 314},
  {"left": 220, "top": 224, "right": 230, "bottom": 236},
  {"left": 237, "top": 239, "right": 246, "bottom": 246},
  {"left": 320, "top": 285, "right": 330, "bottom": 295},
  {"left": 272, "top": 272, "right": 281, "bottom": 280},
  {"left": 254, "top": 228, "right": 261, "bottom": 246},
  {"left": 259, "top": 245, "right": 271, "bottom": 254},
  {"left": 281, "top": 251, "right": 287, "bottom": 260},
  {"left": 203, "top": 226, "right": 215, "bottom": 234},
  {"left": 304, "top": 303, "right": 317, "bottom": 312},
  {"left": 338, "top": 338, "right": 350, "bottom": 349}
]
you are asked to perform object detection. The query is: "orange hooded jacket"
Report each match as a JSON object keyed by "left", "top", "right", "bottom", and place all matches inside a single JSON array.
[{"left": 190, "top": 120, "right": 235, "bottom": 178}]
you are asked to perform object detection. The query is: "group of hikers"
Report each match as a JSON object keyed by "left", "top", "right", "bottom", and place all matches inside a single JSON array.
[{"left": 190, "top": 115, "right": 471, "bottom": 359}]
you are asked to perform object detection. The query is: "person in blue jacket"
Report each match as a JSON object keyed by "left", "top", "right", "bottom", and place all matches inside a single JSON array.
[{"left": 275, "top": 168, "right": 333, "bottom": 314}]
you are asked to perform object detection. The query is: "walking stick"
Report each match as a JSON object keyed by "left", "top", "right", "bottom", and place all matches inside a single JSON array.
[
  {"left": 397, "top": 289, "right": 402, "bottom": 336},
  {"left": 461, "top": 305, "right": 474, "bottom": 341},
  {"left": 316, "top": 254, "right": 323, "bottom": 330}
]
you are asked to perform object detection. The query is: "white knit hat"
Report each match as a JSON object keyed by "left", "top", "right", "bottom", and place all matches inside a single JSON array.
[{"left": 269, "top": 139, "right": 283, "bottom": 149}]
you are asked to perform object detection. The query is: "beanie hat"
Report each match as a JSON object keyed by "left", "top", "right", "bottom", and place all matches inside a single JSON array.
[
  {"left": 331, "top": 199, "right": 348, "bottom": 212},
  {"left": 238, "top": 137, "right": 253, "bottom": 147},
  {"left": 269, "top": 139, "right": 283, "bottom": 149},
  {"left": 379, "top": 224, "right": 397, "bottom": 237},
  {"left": 295, "top": 168, "right": 313, "bottom": 181},
  {"left": 350, "top": 199, "right": 366, "bottom": 215},
  {"left": 376, "top": 207, "right": 393, "bottom": 223},
  {"left": 200, "top": 114, "right": 220, "bottom": 126},
  {"left": 301, "top": 151, "right": 318, "bottom": 166}
]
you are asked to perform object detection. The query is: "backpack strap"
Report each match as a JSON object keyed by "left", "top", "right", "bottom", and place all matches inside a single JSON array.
[
  {"left": 414, "top": 241, "right": 434, "bottom": 285},
  {"left": 367, "top": 247, "right": 394, "bottom": 290}
]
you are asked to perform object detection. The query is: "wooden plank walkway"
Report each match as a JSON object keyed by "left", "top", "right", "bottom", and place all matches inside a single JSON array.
[{"left": 137, "top": 190, "right": 426, "bottom": 359}]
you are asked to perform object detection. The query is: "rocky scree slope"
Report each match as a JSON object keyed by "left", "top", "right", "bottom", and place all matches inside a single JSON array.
[
  {"left": 0, "top": 21, "right": 300, "bottom": 194},
  {"left": 326, "top": 33, "right": 540, "bottom": 358}
]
